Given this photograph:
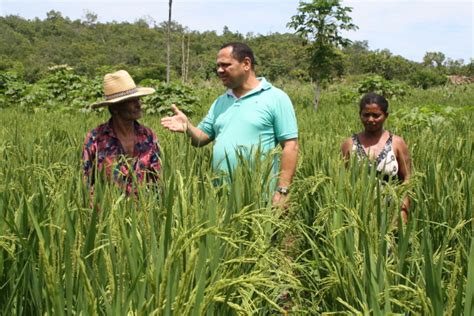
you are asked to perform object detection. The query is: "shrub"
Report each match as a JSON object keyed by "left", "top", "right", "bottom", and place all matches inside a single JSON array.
[
  {"left": 390, "top": 103, "right": 469, "bottom": 130},
  {"left": 357, "top": 75, "right": 409, "bottom": 99},
  {"left": 408, "top": 68, "right": 447, "bottom": 89},
  {"left": 335, "top": 85, "right": 359, "bottom": 105},
  {"left": 140, "top": 79, "right": 200, "bottom": 115},
  {"left": 24, "top": 66, "right": 103, "bottom": 112},
  {"left": 0, "top": 71, "right": 27, "bottom": 108}
]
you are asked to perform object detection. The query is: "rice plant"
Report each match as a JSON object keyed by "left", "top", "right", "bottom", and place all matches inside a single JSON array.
[{"left": 0, "top": 83, "right": 473, "bottom": 314}]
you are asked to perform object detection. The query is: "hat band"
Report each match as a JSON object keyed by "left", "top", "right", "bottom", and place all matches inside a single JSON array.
[{"left": 105, "top": 88, "right": 138, "bottom": 100}]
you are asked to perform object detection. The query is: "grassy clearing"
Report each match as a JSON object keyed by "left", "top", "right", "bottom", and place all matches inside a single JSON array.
[{"left": 0, "top": 84, "right": 473, "bottom": 314}]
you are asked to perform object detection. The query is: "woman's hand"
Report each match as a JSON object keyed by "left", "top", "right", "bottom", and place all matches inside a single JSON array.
[{"left": 401, "top": 196, "right": 410, "bottom": 224}]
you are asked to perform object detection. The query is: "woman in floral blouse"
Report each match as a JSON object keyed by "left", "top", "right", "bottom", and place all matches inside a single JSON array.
[{"left": 83, "top": 70, "right": 161, "bottom": 195}]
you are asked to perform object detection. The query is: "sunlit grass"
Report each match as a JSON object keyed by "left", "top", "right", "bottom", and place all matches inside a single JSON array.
[{"left": 0, "top": 83, "right": 473, "bottom": 314}]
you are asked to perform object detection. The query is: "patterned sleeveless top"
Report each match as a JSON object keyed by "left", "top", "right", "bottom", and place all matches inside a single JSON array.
[{"left": 352, "top": 133, "right": 399, "bottom": 180}]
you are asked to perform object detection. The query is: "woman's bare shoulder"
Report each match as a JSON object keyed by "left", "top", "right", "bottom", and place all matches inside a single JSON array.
[
  {"left": 341, "top": 136, "right": 354, "bottom": 147},
  {"left": 391, "top": 134, "right": 407, "bottom": 145},
  {"left": 341, "top": 136, "right": 354, "bottom": 155},
  {"left": 391, "top": 134, "right": 410, "bottom": 153}
]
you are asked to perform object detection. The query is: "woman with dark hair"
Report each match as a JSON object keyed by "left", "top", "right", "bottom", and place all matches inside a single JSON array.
[{"left": 341, "top": 93, "right": 412, "bottom": 223}]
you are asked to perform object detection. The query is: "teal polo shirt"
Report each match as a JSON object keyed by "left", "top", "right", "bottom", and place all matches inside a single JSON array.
[{"left": 197, "top": 78, "right": 298, "bottom": 174}]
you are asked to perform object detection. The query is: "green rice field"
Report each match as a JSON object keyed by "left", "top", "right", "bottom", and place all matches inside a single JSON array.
[{"left": 0, "top": 83, "right": 473, "bottom": 315}]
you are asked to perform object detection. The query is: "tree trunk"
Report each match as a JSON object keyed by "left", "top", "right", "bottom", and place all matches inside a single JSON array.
[
  {"left": 185, "top": 34, "right": 190, "bottom": 82},
  {"left": 181, "top": 34, "right": 185, "bottom": 82},
  {"left": 181, "top": 33, "right": 190, "bottom": 82},
  {"left": 166, "top": 0, "right": 172, "bottom": 83},
  {"left": 313, "top": 81, "right": 321, "bottom": 111}
]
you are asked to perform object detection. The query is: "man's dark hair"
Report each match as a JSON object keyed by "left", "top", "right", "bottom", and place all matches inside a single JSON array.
[
  {"left": 359, "top": 92, "right": 389, "bottom": 114},
  {"left": 220, "top": 42, "right": 256, "bottom": 69}
]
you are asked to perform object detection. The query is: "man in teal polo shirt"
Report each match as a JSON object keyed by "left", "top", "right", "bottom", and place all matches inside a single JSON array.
[{"left": 161, "top": 42, "right": 298, "bottom": 204}]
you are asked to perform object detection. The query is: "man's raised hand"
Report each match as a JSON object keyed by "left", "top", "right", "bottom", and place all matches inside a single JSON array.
[{"left": 160, "top": 104, "right": 189, "bottom": 133}]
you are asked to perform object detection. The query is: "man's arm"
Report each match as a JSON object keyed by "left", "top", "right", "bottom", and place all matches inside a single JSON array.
[
  {"left": 184, "top": 123, "right": 212, "bottom": 147},
  {"left": 160, "top": 104, "right": 212, "bottom": 147},
  {"left": 273, "top": 138, "right": 298, "bottom": 204}
]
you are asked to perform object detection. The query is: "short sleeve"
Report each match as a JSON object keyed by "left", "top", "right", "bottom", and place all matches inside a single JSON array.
[
  {"left": 148, "top": 130, "right": 161, "bottom": 180},
  {"left": 272, "top": 91, "right": 298, "bottom": 142},
  {"left": 197, "top": 99, "right": 218, "bottom": 139},
  {"left": 82, "top": 131, "right": 96, "bottom": 183}
]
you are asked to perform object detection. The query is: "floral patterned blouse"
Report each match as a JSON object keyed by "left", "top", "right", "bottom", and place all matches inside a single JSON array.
[
  {"left": 82, "top": 119, "right": 161, "bottom": 194},
  {"left": 352, "top": 133, "right": 399, "bottom": 181}
]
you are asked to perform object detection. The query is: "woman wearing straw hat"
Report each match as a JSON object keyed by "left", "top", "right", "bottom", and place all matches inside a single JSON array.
[{"left": 82, "top": 70, "right": 161, "bottom": 194}]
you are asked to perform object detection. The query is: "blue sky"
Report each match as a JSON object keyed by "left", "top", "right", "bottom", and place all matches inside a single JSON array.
[{"left": 1, "top": 0, "right": 472, "bottom": 63}]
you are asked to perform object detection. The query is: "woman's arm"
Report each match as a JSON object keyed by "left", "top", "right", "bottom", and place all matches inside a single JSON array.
[
  {"left": 340, "top": 137, "right": 353, "bottom": 166},
  {"left": 394, "top": 136, "right": 412, "bottom": 223}
]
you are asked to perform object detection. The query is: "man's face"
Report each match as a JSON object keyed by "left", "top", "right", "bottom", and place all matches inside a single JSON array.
[
  {"left": 216, "top": 47, "right": 248, "bottom": 89},
  {"left": 113, "top": 97, "right": 142, "bottom": 121}
]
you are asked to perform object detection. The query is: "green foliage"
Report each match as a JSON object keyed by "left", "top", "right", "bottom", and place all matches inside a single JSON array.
[
  {"left": 409, "top": 68, "right": 448, "bottom": 89},
  {"left": 0, "top": 84, "right": 473, "bottom": 314},
  {"left": 262, "top": 60, "right": 289, "bottom": 82},
  {"left": 358, "top": 75, "right": 410, "bottom": 99},
  {"left": 0, "top": 66, "right": 102, "bottom": 112},
  {"left": 440, "top": 84, "right": 471, "bottom": 100},
  {"left": 335, "top": 85, "right": 359, "bottom": 105},
  {"left": 43, "top": 65, "right": 102, "bottom": 108},
  {"left": 391, "top": 103, "right": 472, "bottom": 130},
  {"left": 0, "top": 68, "right": 202, "bottom": 115},
  {"left": 130, "top": 64, "right": 167, "bottom": 82},
  {"left": 342, "top": 40, "right": 370, "bottom": 74},
  {"left": 140, "top": 79, "right": 200, "bottom": 115},
  {"left": 359, "top": 49, "right": 417, "bottom": 81},
  {"left": 1, "top": 12, "right": 472, "bottom": 85},
  {"left": 423, "top": 51, "right": 446, "bottom": 68},
  {"left": 0, "top": 71, "right": 27, "bottom": 108}
]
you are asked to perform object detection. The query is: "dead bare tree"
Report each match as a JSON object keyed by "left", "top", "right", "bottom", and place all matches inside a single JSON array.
[
  {"left": 166, "top": 0, "right": 172, "bottom": 83},
  {"left": 181, "top": 32, "right": 190, "bottom": 82}
]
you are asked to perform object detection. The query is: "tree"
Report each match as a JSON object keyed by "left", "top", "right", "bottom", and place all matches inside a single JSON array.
[
  {"left": 360, "top": 49, "right": 416, "bottom": 81},
  {"left": 444, "top": 58, "right": 464, "bottom": 75},
  {"left": 423, "top": 51, "right": 446, "bottom": 68},
  {"left": 466, "top": 59, "right": 474, "bottom": 76},
  {"left": 288, "top": 0, "right": 357, "bottom": 110},
  {"left": 343, "top": 40, "right": 369, "bottom": 74},
  {"left": 166, "top": 0, "right": 173, "bottom": 83},
  {"left": 46, "top": 10, "right": 64, "bottom": 22},
  {"left": 82, "top": 10, "right": 98, "bottom": 27}
]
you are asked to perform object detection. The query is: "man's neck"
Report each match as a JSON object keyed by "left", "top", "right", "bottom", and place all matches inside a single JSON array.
[
  {"left": 232, "top": 75, "right": 260, "bottom": 98},
  {"left": 112, "top": 116, "right": 135, "bottom": 137}
]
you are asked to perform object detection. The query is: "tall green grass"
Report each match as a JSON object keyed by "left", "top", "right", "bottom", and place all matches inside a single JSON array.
[{"left": 0, "top": 83, "right": 473, "bottom": 314}]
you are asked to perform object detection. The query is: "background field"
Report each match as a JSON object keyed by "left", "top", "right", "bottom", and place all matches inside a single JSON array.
[{"left": 0, "top": 82, "right": 473, "bottom": 315}]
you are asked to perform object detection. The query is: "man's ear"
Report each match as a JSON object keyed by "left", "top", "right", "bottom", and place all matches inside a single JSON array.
[{"left": 243, "top": 57, "right": 252, "bottom": 71}]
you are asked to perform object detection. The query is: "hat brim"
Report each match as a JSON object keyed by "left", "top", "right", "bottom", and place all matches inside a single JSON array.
[{"left": 90, "top": 87, "right": 156, "bottom": 109}]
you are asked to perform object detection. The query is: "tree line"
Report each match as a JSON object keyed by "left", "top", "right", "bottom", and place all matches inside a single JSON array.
[{"left": 1, "top": 10, "right": 473, "bottom": 86}]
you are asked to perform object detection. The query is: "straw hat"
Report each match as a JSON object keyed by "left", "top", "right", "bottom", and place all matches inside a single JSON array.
[{"left": 90, "top": 70, "right": 155, "bottom": 108}]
